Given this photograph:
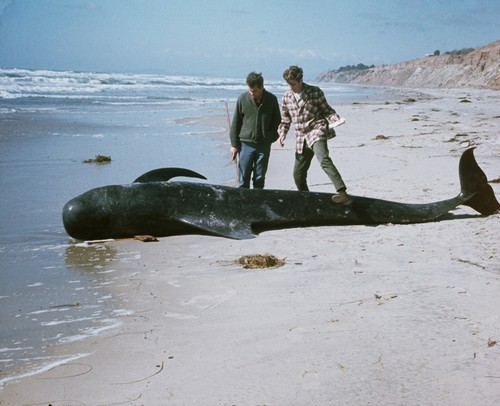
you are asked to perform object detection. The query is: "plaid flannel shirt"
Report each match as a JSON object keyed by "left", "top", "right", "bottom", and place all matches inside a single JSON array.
[{"left": 278, "top": 83, "right": 337, "bottom": 154}]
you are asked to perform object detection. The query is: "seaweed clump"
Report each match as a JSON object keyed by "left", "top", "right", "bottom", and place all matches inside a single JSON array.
[
  {"left": 83, "top": 155, "right": 112, "bottom": 164},
  {"left": 236, "top": 254, "right": 285, "bottom": 269}
]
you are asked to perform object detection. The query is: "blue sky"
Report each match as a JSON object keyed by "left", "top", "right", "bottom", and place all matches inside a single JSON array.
[{"left": 0, "top": 0, "right": 498, "bottom": 79}]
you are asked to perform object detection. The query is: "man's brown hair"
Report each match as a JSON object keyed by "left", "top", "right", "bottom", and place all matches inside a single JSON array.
[
  {"left": 246, "top": 72, "right": 264, "bottom": 88},
  {"left": 283, "top": 65, "right": 303, "bottom": 83}
]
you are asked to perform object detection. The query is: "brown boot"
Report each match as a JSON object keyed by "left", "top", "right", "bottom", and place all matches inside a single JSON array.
[{"left": 332, "top": 190, "right": 353, "bottom": 205}]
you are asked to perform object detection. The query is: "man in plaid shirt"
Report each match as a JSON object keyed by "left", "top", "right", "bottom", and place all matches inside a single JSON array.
[{"left": 278, "top": 65, "right": 352, "bottom": 205}]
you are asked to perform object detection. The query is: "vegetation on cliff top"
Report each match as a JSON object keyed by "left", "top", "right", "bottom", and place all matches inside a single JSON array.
[
  {"left": 331, "top": 63, "right": 375, "bottom": 73},
  {"left": 329, "top": 47, "right": 476, "bottom": 73}
]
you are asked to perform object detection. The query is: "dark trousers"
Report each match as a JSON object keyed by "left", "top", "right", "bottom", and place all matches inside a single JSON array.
[
  {"left": 293, "top": 140, "right": 346, "bottom": 192},
  {"left": 238, "top": 141, "right": 272, "bottom": 189}
]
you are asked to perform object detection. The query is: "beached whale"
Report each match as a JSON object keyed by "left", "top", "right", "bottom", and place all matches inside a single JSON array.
[{"left": 62, "top": 148, "right": 498, "bottom": 241}]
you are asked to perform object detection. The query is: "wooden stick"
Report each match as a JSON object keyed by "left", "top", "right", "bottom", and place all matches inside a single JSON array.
[{"left": 225, "top": 102, "right": 238, "bottom": 182}]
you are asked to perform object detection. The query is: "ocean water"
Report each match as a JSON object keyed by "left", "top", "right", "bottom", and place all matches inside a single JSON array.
[{"left": 0, "top": 68, "right": 384, "bottom": 387}]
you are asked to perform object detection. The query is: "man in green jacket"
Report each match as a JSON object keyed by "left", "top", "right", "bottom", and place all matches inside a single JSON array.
[{"left": 230, "top": 72, "right": 281, "bottom": 188}]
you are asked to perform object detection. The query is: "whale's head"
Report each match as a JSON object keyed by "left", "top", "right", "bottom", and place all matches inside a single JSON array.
[
  {"left": 62, "top": 183, "right": 185, "bottom": 241},
  {"left": 62, "top": 189, "right": 118, "bottom": 241}
]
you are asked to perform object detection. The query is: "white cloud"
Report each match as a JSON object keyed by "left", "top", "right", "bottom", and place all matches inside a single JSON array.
[{"left": 259, "top": 47, "right": 321, "bottom": 60}]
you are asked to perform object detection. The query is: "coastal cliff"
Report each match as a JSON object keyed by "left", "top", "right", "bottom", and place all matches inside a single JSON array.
[{"left": 317, "top": 40, "right": 500, "bottom": 89}]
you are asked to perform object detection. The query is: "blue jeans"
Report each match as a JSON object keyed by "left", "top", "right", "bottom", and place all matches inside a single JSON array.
[
  {"left": 238, "top": 141, "right": 271, "bottom": 189},
  {"left": 293, "top": 140, "right": 346, "bottom": 192}
]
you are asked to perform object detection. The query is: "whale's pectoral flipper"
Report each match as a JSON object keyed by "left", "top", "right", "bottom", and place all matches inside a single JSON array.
[
  {"left": 177, "top": 215, "right": 257, "bottom": 240},
  {"left": 134, "top": 168, "right": 207, "bottom": 183}
]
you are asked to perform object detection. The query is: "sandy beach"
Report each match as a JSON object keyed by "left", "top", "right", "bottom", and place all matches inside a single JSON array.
[{"left": 1, "top": 87, "right": 499, "bottom": 405}]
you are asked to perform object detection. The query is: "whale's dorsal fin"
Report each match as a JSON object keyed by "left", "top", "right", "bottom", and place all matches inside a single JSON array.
[{"left": 133, "top": 168, "right": 207, "bottom": 183}]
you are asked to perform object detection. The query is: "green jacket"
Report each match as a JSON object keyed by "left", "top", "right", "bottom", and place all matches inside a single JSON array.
[{"left": 230, "top": 89, "right": 281, "bottom": 148}]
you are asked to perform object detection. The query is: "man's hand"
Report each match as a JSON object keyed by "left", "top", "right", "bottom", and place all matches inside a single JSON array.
[
  {"left": 279, "top": 135, "right": 286, "bottom": 147},
  {"left": 330, "top": 113, "right": 340, "bottom": 122},
  {"left": 230, "top": 146, "right": 239, "bottom": 161}
]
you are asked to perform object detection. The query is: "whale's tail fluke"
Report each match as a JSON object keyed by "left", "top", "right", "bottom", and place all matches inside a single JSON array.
[{"left": 459, "top": 148, "right": 499, "bottom": 215}]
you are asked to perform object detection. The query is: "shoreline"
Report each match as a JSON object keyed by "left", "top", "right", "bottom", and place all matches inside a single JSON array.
[{"left": 1, "top": 87, "right": 499, "bottom": 405}]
